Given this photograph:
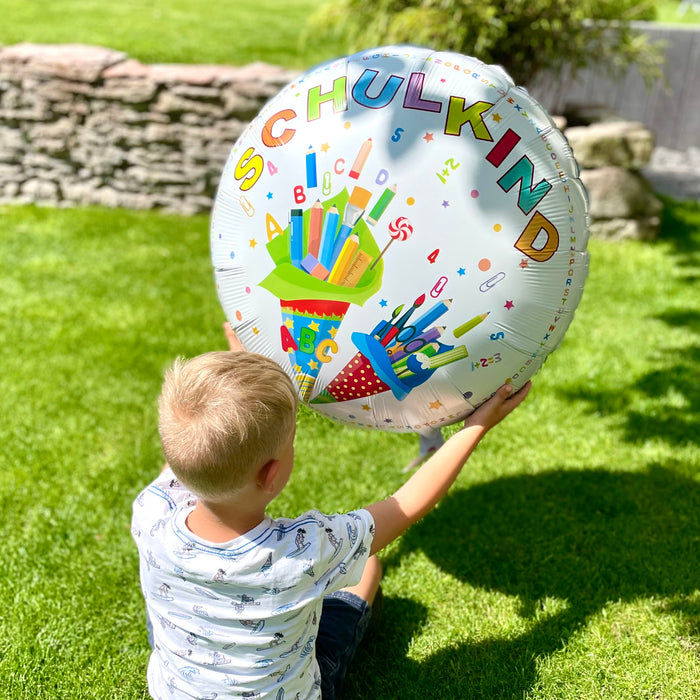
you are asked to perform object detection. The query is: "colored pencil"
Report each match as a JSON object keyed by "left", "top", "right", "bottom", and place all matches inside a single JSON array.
[
  {"left": 411, "top": 299, "right": 452, "bottom": 334},
  {"left": 318, "top": 205, "right": 340, "bottom": 269},
  {"left": 453, "top": 312, "right": 489, "bottom": 338},
  {"left": 328, "top": 234, "right": 360, "bottom": 285},
  {"left": 349, "top": 138, "right": 372, "bottom": 179},
  {"left": 367, "top": 184, "right": 396, "bottom": 225},
  {"left": 307, "top": 200, "right": 324, "bottom": 258},
  {"left": 306, "top": 146, "right": 318, "bottom": 188},
  {"left": 290, "top": 208, "right": 304, "bottom": 268}
]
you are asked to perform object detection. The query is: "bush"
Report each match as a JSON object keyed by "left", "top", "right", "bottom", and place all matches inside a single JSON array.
[{"left": 307, "top": 0, "right": 663, "bottom": 86}]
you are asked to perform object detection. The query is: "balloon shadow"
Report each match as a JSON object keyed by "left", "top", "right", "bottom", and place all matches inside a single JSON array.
[{"left": 357, "top": 466, "right": 700, "bottom": 698}]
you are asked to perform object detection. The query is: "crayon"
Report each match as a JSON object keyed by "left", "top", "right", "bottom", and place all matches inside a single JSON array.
[
  {"left": 301, "top": 253, "right": 329, "bottom": 280},
  {"left": 426, "top": 345, "right": 468, "bottom": 368},
  {"left": 411, "top": 299, "right": 452, "bottom": 334},
  {"left": 391, "top": 342, "right": 440, "bottom": 369},
  {"left": 349, "top": 138, "right": 372, "bottom": 179},
  {"left": 328, "top": 234, "right": 359, "bottom": 285},
  {"left": 290, "top": 208, "right": 304, "bottom": 268},
  {"left": 397, "top": 345, "right": 468, "bottom": 378},
  {"left": 367, "top": 184, "right": 396, "bottom": 225},
  {"left": 330, "top": 186, "right": 372, "bottom": 265},
  {"left": 306, "top": 146, "right": 318, "bottom": 188},
  {"left": 307, "top": 200, "right": 324, "bottom": 258},
  {"left": 453, "top": 312, "right": 489, "bottom": 337},
  {"left": 341, "top": 250, "right": 373, "bottom": 287},
  {"left": 318, "top": 204, "right": 340, "bottom": 269}
]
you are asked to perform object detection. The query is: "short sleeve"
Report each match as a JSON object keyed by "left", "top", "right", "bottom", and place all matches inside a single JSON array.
[{"left": 278, "top": 509, "right": 375, "bottom": 596}]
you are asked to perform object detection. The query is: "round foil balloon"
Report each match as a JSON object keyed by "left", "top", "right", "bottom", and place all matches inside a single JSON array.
[{"left": 211, "top": 46, "right": 589, "bottom": 434}]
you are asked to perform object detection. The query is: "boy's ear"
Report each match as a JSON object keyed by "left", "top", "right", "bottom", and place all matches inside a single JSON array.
[{"left": 257, "top": 459, "right": 280, "bottom": 494}]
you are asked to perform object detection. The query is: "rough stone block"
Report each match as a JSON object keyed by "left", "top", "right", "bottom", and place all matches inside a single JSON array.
[
  {"left": 581, "top": 166, "right": 663, "bottom": 220},
  {"left": 565, "top": 121, "right": 655, "bottom": 170}
]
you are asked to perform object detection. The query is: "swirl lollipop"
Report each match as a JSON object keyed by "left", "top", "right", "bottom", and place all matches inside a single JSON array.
[{"left": 370, "top": 216, "right": 414, "bottom": 270}]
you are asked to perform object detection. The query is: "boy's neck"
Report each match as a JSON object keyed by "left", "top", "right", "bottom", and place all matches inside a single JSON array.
[{"left": 186, "top": 497, "right": 267, "bottom": 543}]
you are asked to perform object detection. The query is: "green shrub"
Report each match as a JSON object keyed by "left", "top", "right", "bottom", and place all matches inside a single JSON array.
[{"left": 308, "top": 0, "right": 663, "bottom": 85}]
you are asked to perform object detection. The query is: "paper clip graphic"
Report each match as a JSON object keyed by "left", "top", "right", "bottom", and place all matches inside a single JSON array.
[
  {"left": 431, "top": 276, "right": 448, "bottom": 298},
  {"left": 479, "top": 271, "right": 506, "bottom": 292},
  {"left": 239, "top": 196, "right": 255, "bottom": 217}
]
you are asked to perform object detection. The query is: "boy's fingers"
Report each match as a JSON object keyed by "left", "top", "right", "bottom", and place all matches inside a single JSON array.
[
  {"left": 223, "top": 322, "right": 244, "bottom": 351},
  {"left": 504, "top": 381, "right": 532, "bottom": 406}
]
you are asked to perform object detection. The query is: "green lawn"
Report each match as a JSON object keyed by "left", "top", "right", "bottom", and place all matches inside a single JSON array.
[
  {"left": 0, "top": 0, "right": 345, "bottom": 68},
  {"left": 1, "top": 196, "right": 699, "bottom": 699},
  {"left": 0, "top": 1, "right": 697, "bottom": 70}
]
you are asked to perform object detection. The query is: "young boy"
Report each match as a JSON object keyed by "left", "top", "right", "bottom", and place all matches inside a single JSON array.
[{"left": 132, "top": 343, "right": 530, "bottom": 700}]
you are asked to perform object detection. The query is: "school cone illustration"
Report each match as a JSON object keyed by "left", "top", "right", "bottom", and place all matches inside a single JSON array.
[{"left": 259, "top": 187, "right": 388, "bottom": 401}]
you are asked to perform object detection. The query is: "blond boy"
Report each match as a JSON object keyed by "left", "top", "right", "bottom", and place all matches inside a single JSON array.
[{"left": 132, "top": 337, "right": 530, "bottom": 699}]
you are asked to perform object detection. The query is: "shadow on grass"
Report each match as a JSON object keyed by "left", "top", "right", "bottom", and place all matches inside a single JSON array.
[
  {"left": 347, "top": 467, "right": 700, "bottom": 699},
  {"left": 561, "top": 198, "right": 700, "bottom": 448}
]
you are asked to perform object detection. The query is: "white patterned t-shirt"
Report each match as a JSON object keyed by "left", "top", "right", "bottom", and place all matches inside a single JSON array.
[{"left": 131, "top": 468, "right": 374, "bottom": 700}]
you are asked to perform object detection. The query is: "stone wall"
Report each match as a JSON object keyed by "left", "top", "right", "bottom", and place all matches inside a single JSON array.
[
  {"left": 0, "top": 43, "right": 664, "bottom": 237},
  {"left": 564, "top": 120, "right": 663, "bottom": 240},
  {"left": 0, "top": 43, "right": 296, "bottom": 214}
]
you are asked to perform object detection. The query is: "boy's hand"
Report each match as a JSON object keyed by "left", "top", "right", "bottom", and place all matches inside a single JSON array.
[
  {"left": 223, "top": 322, "right": 245, "bottom": 352},
  {"left": 463, "top": 381, "right": 531, "bottom": 433}
]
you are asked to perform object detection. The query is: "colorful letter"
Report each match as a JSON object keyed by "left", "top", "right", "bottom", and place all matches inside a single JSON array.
[
  {"left": 308, "top": 77, "right": 348, "bottom": 121},
  {"left": 352, "top": 69, "right": 404, "bottom": 109},
  {"left": 497, "top": 156, "right": 552, "bottom": 215},
  {"left": 262, "top": 109, "right": 297, "bottom": 147},
  {"left": 444, "top": 99, "right": 493, "bottom": 140},
  {"left": 514, "top": 211, "right": 559, "bottom": 262},
  {"left": 233, "top": 147, "right": 264, "bottom": 191},
  {"left": 404, "top": 72, "right": 442, "bottom": 113}
]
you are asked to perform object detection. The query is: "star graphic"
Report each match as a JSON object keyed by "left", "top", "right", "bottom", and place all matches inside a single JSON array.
[
  {"left": 519, "top": 259, "right": 529, "bottom": 268},
  {"left": 321, "top": 143, "right": 331, "bottom": 152},
  {"left": 249, "top": 239, "right": 258, "bottom": 248},
  {"left": 329, "top": 326, "right": 338, "bottom": 339},
  {"left": 504, "top": 300, "right": 514, "bottom": 310},
  {"left": 253, "top": 327, "right": 260, "bottom": 335},
  {"left": 442, "top": 200, "right": 450, "bottom": 208},
  {"left": 423, "top": 132, "right": 434, "bottom": 143},
  {"left": 266, "top": 192, "right": 273, "bottom": 200},
  {"left": 309, "top": 321, "right": 320, "bottom": 332},
  {"left": 284, "top": 318, "right": 294, "bottom": 329},
  {"left": 429, "top": 400, "right": 443, "bottom": 410},
  {"left": 457, "top": 267, "right": 466, "bottom": 276},
  {"left": 362, "top": 404, "right": 371, "bottom": 411},
  {"left": 293, "top": 364, "right": 302, "bottom": 372},
  {"left": 492, "top": 113, "right": 502, "bottom": 123},
  {"left": 379, "top": 299, "right": 388, "bottom": 308},
  {"left": 308, "top": 359, "right": 319, "bottom": 370}
]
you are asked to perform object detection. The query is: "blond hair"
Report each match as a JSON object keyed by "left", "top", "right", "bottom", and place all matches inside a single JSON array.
[{"left": 158, "top": 351, "right": 298, "bottom": 500}]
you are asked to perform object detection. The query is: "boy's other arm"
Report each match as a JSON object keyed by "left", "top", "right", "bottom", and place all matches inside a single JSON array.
[{"left": 365, "top": 382, "right": 531, "bottom": 555}]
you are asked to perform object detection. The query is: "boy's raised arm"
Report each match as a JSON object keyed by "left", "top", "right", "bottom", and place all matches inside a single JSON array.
[{"left": 366, "top": 381, "right": 531, "bottom": 555}]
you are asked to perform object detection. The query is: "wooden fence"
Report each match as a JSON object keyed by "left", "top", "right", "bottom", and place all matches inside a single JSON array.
[{"left": 530, "top": 23, "right": 700, "bottom": 150}]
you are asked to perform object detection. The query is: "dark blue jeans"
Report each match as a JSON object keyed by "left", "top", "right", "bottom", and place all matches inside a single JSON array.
[{"left": 316, "top": 591, "right": 372, "bottom": 700}]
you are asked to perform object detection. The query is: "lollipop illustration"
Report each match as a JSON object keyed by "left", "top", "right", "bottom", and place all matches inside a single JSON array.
[{"left": 370, "top": 216, "right": 414, "bottom": 270}]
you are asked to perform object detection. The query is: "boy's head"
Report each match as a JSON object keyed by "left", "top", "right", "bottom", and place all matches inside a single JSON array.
[{"left": 158, "top": 351, "right": 298, "bottom": 501}]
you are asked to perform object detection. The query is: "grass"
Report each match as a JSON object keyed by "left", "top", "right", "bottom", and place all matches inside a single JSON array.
[
  {"left": 1, "top": 196, "right": 699, "bottom": 699},
  {"left": 0, "top": 1, "right": 697, "bottom": 70},
  {"left": 0, "top": 0, "right": 345, "bottom": 68}
]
